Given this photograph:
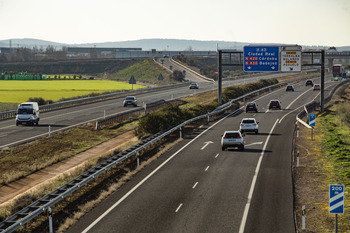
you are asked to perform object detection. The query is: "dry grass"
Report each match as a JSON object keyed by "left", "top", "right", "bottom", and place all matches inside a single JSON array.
[
  {"left": 56, "top": 138, "right": 182, "bottom": 233},
  {"left": 294, "top": 85, "right": 350, "bottom": 232}
]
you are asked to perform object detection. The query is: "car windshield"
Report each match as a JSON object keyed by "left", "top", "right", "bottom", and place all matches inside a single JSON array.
[
  {"left": 247, "top": 103, "right": 255, "bottom": 107},
  {"left": 126, "top": 97, "right": 135, "bottom": 100},
  {"left": 271, "top": 101, "right": 279, "bottom": 104},
  {"left": 242, "top": 120, "right": 255, "bottom": 124},
  {"left": 18, "top": 109, "right": 33, "bottom": 114},
  {"left": 224, "top": 133, "right": 240, "bottom": 138}
]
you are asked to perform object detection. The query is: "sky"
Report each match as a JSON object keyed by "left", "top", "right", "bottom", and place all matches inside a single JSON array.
[{"left": 0, "top": 0, "right": 349, "bottom": 47}]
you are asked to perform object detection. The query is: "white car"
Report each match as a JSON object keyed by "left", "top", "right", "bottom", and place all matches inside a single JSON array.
[
  {"left": 123, "top": 96, "right": 137, "bottom": 107},
  {"left": 240, "top": 118, "right": 259, "bottom": 134},
  {"left": 221, "top": 131, "right": 244, "bottom": 151},
  {"left": 189, "top": 83, "right": 199, "bottom": 89}
]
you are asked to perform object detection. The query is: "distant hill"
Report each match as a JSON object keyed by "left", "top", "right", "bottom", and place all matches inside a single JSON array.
[
  {"left": 0, "top": 38, "right": 349, "bottom": 51},
  {"left": 0, "top": 38, "right": 67, "bottom": 49}
]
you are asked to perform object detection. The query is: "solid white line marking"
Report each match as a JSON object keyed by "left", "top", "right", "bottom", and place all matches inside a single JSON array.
[
  {"left": 192, "top": 182, "right": 199, "bottom": 189},
  {"left": 205, "top": 166, "right": 210, "bottom": 171},
  {"left": 82, "top": 105, "right": 235, "bottom": 233},
  {"left": 215, "top": 153, "right": 219, "bottom": 158},
  {"left": 175, "top": 203, "right": 183, "bottom": 213},
  {"left": 238, "top": 118, "right": 279, "bottom": 233}
]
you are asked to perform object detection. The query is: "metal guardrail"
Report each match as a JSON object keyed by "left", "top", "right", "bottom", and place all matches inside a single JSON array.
[
  {"left": 0, "top": 82, "right": 190, "bottom": 121},
  {"left": 95, "top": 99, "right": 186, "bottom": 130},
  {"left": 0, "top": 74, "right": 325, "bottom": 232},
  {"left": 296, "top": 79, "right": 350, "bottom": 127}
]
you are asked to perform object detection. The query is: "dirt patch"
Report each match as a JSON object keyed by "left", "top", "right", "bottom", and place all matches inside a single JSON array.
[{"left": 0, "top": 130, "right": 138, "bottom": 207}]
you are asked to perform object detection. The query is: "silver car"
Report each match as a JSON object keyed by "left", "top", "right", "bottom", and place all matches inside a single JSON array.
[
  {"left": 123, "top": 96, "right": 137, "bottom": 107},
  {"left": 221, "top": 131, "right": 244, "bottom": 151}
]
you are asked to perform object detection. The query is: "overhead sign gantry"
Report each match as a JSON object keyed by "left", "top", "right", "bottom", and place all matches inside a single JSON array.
[{"left": 217, "top": 45, "right": 325, "bottom": 111}]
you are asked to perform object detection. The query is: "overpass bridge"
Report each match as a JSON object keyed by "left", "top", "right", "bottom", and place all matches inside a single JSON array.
[{"left": 115, "top": 50, "right": 350, "bottom": 72}]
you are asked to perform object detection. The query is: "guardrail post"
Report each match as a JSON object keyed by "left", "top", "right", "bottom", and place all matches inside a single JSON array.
[
  {"left": 207, "top": 112, "right": 210, "bottom": 123},
  {"left": 144, "top": 104, "right": 147, "bottom": 114},
  {"left": 302, "top": 205, "right": 306, "bottom": 230},
  {"left": 297, "top": 150, "right": 300, "bottom": 167},
  {"left": 137, "top": 152, "right": 140, "bottom": 167},
  {"left": 297, "top": 125, "right": 299, "bottom": 137},
  {"left": 49, "top": 125, "right": 51, "bottom": 137},
  {"left": 95, "top": 121, "right": 98, "bottom": 130},
  {"left": 179, "top": 127, "right": 182, "bottom": 138},
  {"left": 49, "top": 207, "right": 53, "bottom": 233}
]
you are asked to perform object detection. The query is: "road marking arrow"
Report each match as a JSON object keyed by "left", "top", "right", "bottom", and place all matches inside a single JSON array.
[
  {"left": 245, "top": 141, "right": 263, "bottom": 147},
  {"left": 201, "top": 141, "right": 213, "bottom": 150}
]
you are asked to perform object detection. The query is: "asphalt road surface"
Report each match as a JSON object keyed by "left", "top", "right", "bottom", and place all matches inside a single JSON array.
[
  {"left": 66, "top": 77, "right": 341, "bottom": 233},
  {"left": 0, "top": 72, "right": 297, "bottom": 149}
]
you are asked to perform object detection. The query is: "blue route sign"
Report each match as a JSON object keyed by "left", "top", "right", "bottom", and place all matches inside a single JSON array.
[
  {"left": 329, "top": 184, "right": 344, "bottom": 214},
  {"left": 309, "top": 113, "right": 316, "bottom": 127},
  {"left": 243, "top": 46, "right": 279, "bottom": 72}
]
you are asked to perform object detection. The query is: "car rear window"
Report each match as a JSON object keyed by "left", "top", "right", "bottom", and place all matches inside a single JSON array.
[
  {"left": 224, "top": 133, "right": 240, "bottom": 138},
  {"left": 242, "top": 119, "right": 255, "bottom": 123},
  {"left": 247, "top": 103, "right": 255, "bottom": 107}
]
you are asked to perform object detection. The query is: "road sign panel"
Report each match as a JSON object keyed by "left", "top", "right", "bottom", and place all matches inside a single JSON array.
[
  {"left": 309, "top": 113, "right": 316, "bottom": 127},
  {"left": 243, "top": 46, "right": 279, "bottom": 72},
  {"left": 281, "top": 50, "right": 302, "bottom": 72},
  {"left": 129, "top": 75, "right": 136, "bottom": 84},
  {"left": 329, "top": 185, "right": 344, "bottom": 214}
]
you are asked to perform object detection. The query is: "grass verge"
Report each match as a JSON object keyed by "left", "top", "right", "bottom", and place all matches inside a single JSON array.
[{"left": 294, "top": 87, "right": 350, "bottom": 232}]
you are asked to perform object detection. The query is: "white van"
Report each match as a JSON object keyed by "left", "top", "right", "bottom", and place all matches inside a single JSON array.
[{"left": 16, "top": 102, "right": 40, "bottom": 126}]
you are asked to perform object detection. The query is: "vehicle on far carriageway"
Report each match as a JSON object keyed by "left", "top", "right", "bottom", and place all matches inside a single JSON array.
[{"left": 123, "top": 96, "right": 137, "bottom": 107}]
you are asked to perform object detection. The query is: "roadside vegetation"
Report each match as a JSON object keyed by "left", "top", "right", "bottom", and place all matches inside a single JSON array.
[
  {"left": 110, "top": 58, "right": 174, "bottom": 85},
  {"left": 136, "top": 78, "right": 277, "bottom": 136},
  {"left": 295, "top": 87, "right": 350, "bottom": 232},
  {"left": 175, "top": 55, "right": 245, "bottom": 80}
]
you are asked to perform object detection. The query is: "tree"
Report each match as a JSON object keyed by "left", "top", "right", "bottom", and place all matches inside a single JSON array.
[{"left": 170, "top": 70, "right": 185, "bottom": 82}]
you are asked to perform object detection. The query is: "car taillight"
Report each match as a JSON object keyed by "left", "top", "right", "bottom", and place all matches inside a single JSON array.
[
  {"left": 240, "top": 124, "right": 243, "bottom": 126},
  {"left": 223, "top": 137, "right": 227, "bottom": 139},
  {"left": 236, "top": 136, "right": 241, "bottom": 138}
]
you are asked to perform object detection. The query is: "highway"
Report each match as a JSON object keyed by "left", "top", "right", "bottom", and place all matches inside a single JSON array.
[
  {"left": 0, "top": 72, "right": 296, "bottom": 149},
  {"left": 64, "top": 77, "right": 341, "bottom": 233}
]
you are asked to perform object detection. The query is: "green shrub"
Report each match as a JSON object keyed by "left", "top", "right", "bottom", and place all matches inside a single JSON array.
[{"left": 27, "top": 97, "right": 53, "bottom": 106}]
